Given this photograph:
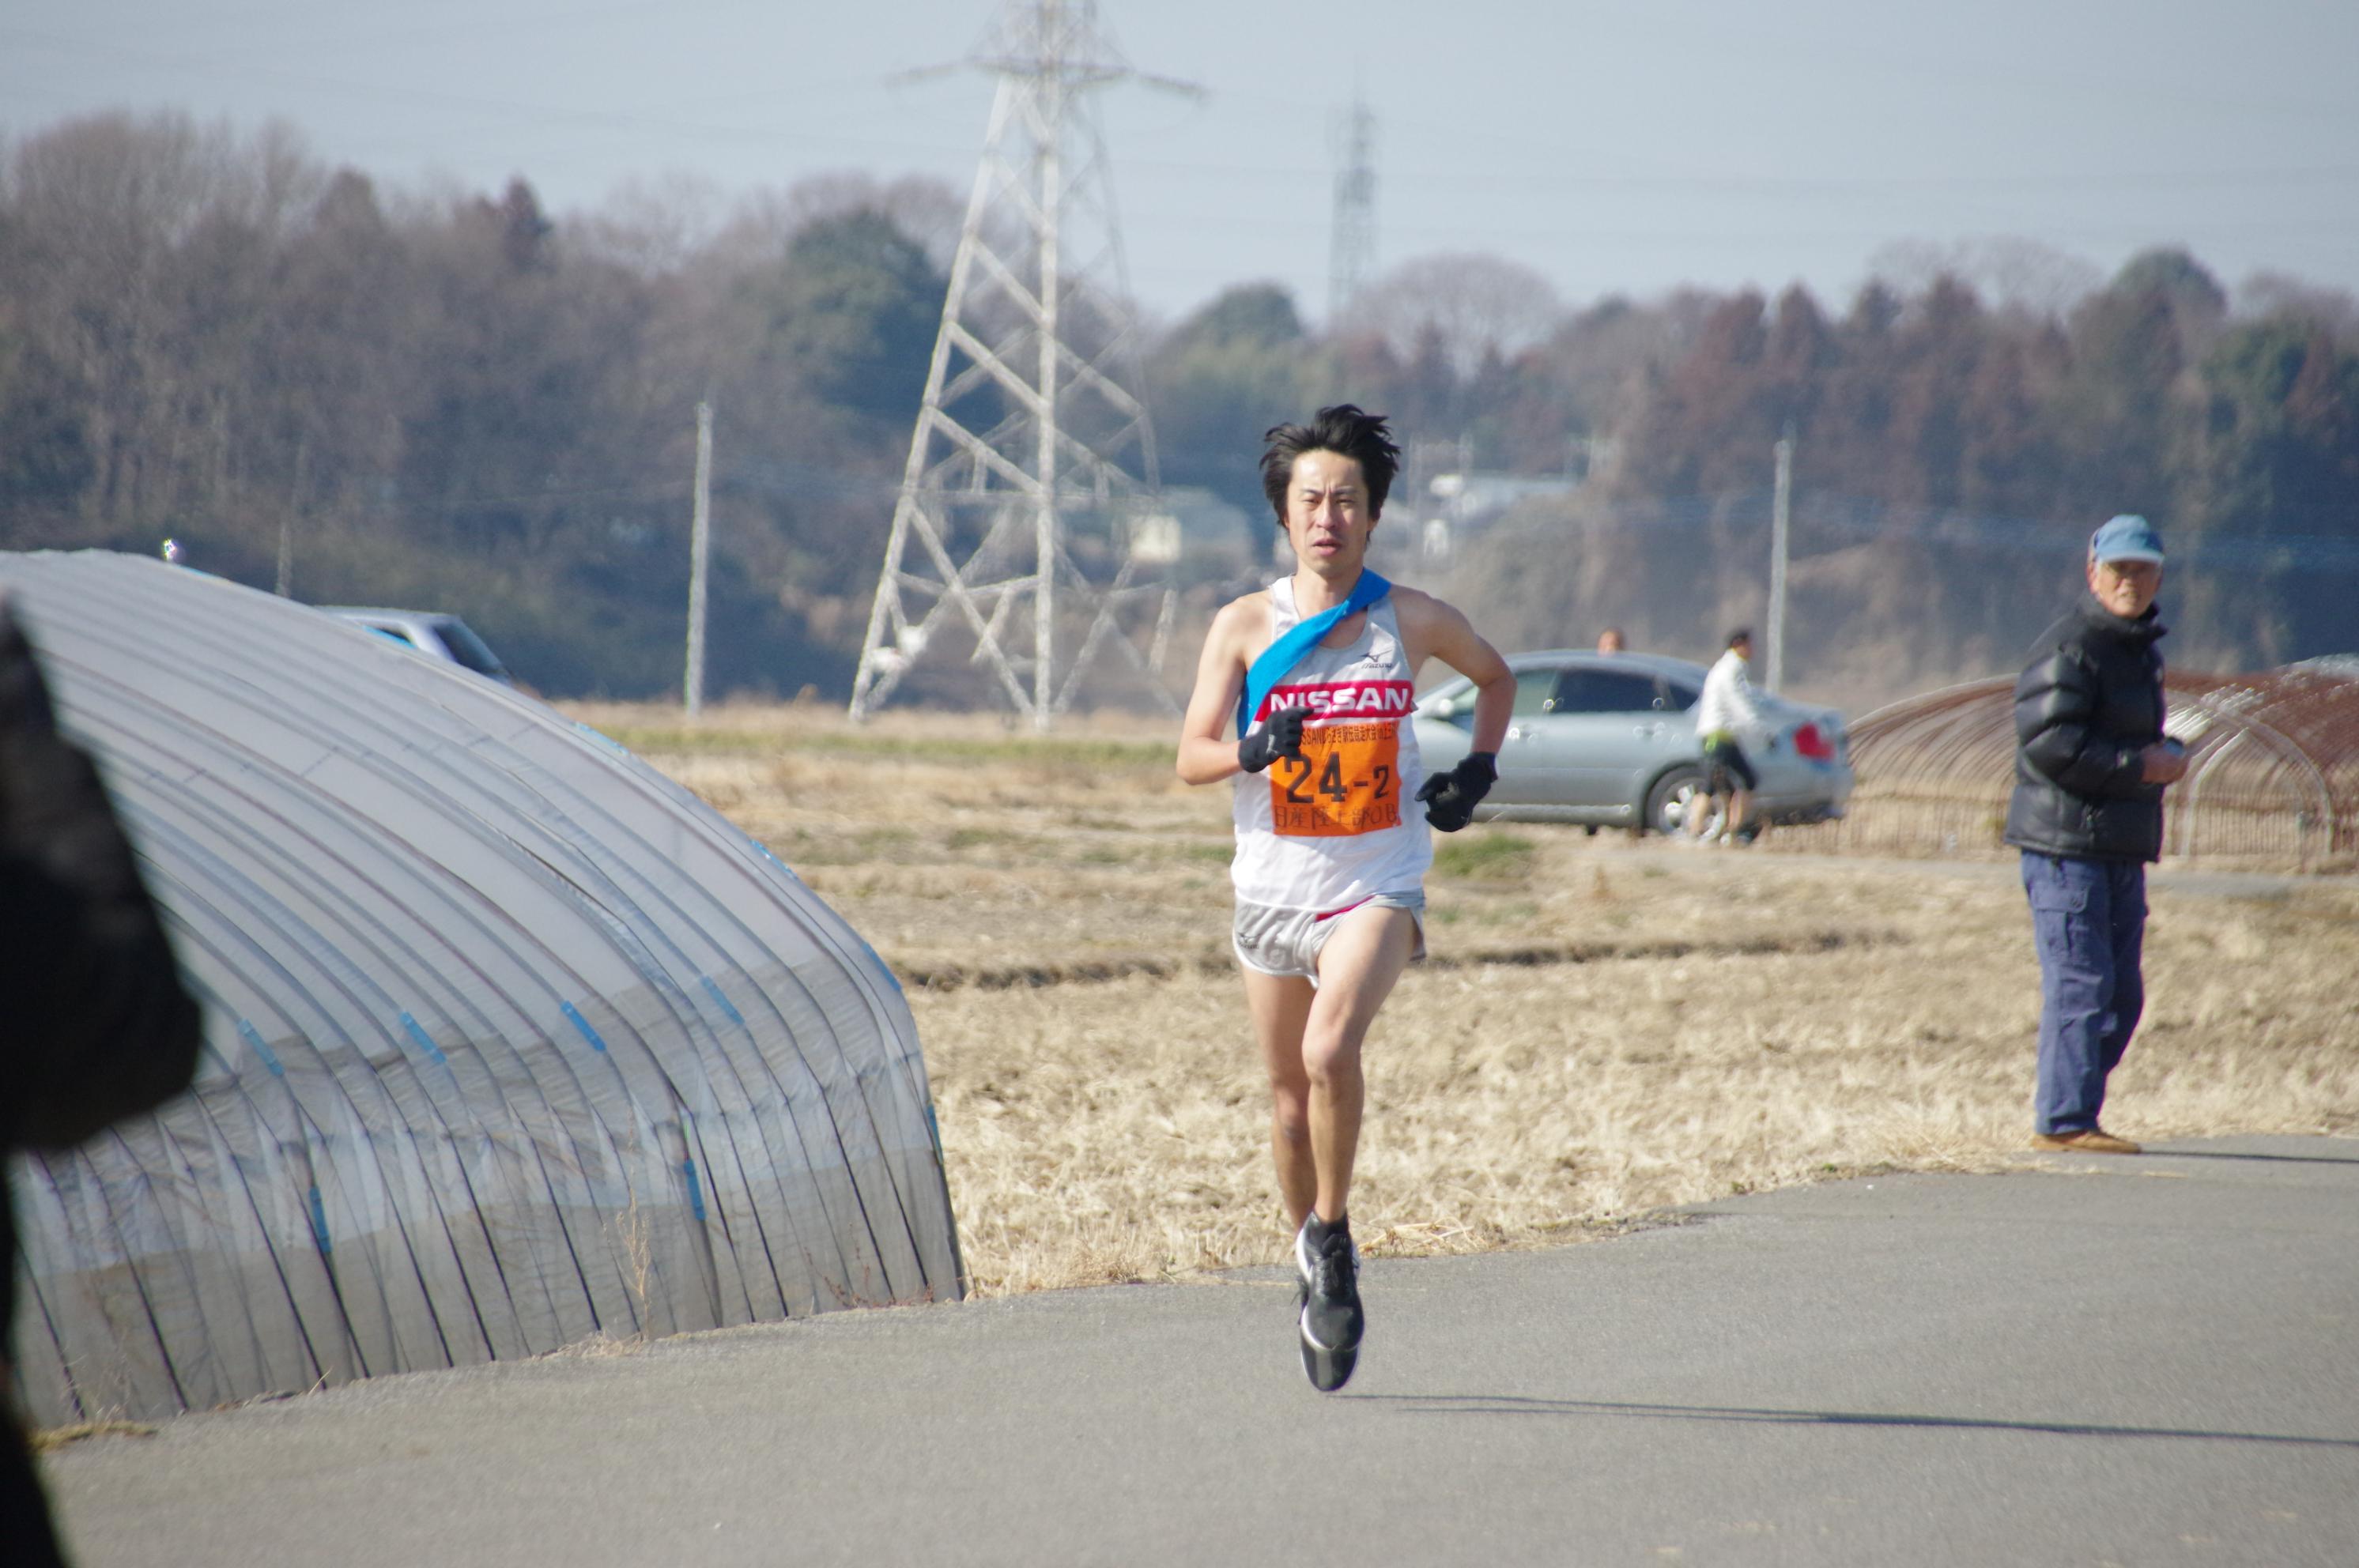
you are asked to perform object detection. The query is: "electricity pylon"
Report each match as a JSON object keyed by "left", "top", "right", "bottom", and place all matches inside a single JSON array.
[
  {"left": 1328, "top": 92, "right": 1378, "bottom": 325},
  {"left": 850, "top": 1, "right": 1192, "bottom": 729}
]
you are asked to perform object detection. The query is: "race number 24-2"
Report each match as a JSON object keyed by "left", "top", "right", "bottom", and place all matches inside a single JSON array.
[{"left": 1270, "top": 722, "right": 1401, "bottom": 836}]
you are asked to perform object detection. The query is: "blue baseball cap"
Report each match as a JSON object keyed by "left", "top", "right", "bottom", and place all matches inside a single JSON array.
[{"left": 2089, "top": 514, "right": 2165, "bottom": 564}]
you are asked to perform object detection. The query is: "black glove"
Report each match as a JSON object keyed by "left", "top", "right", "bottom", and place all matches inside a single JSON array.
[
  {"left": 1237, "top": 707, "right": 1308, "bottom": 774},
  {"left": 1417, "top": 752, "right": 1497, "bottom": 831}
]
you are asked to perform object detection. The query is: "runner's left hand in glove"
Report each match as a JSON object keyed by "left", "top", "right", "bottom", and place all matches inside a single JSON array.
[{"left": 1417, "top": 752, "right": 1497, "bottom": 832}]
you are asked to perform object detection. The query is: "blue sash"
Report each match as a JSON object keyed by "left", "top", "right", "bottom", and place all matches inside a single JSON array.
[{"left": 1236, "top": 571, "right": 1392, "bottom": 737}]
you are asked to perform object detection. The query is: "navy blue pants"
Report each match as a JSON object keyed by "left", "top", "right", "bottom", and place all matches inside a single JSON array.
[{"left": 2021, "top": 851, "right": 2147, "bottom": 1135}]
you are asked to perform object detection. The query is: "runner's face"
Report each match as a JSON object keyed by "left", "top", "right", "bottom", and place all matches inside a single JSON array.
[{"left": 1283, "top": 450, "right": 1376, "bottom": 575}]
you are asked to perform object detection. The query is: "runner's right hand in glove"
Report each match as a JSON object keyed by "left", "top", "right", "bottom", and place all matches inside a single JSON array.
[
  {"left": 1417, "top": 751, "right": 1498, "bottom": 831},
  {"left": 1237, "top": 708, "right": 1308, "bottom": 774}
]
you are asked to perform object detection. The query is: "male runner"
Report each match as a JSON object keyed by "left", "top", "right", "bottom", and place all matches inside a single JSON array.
[{"left": 1176, "top": 405, "right": 1512, "bottom": 1389}]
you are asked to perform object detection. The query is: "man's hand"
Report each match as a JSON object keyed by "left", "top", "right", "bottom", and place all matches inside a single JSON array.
[
  {"left": 2140, "top": 741, "right": 2187, "bottom": 785},
  {"left": 1417, "top": 752, "right": 1498, "bottom": 831},
  {"left": 1237, "top": 708, "right": 1308, "bottom": 774}
]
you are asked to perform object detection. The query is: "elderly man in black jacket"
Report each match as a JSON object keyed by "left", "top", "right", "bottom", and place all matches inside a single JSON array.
[
  {"left": 2002, "top": 515, "right": 2187, "bottom": 1155},
  {"left": 1, "top": 602, "right": 202, "bottom": 1564}
]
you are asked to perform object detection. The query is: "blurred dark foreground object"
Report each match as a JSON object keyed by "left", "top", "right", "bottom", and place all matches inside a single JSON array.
[{"left": 0, "top": 601, "right": 202, "bottom": 1566}]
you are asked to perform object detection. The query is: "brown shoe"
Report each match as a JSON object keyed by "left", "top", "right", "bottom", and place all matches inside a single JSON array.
[{"left": 2030, "top": 1129, "right": 2142, "bottom": 1155}]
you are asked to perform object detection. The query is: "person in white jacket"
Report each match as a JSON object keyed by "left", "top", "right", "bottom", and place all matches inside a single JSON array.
[{"left": 1693, "top": 627, "right": 1771, "bottom": 843}]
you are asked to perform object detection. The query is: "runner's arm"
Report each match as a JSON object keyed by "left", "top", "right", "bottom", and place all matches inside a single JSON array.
[
  {"left": 1406, "top": 595, "right": 1513, "bottom": 756},
  {"left": 1175, "top": 598, "right": 1258, "bottom": 785}
]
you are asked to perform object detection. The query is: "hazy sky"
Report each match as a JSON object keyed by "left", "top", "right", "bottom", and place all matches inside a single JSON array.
[{"left": 6, "top": 0, "right": 2356, "bottom": 326}]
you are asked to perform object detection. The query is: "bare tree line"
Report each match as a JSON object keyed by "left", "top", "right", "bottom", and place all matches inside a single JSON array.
[{"left": 3, "top": 110, "right": 2353, "bottom": 701}]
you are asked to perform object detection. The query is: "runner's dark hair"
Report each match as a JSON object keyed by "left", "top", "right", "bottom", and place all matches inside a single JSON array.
[
  {"left": 1259, "top": 405, "right": 1402, "bottom": 523},
  {"left": 1727, "top": 627, "right": 1754, "bottom": 648}
]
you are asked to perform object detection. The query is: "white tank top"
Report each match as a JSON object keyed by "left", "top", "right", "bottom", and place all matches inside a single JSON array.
[{"left": 1230, "top": 578, "right": 1430, "bottom": 910}]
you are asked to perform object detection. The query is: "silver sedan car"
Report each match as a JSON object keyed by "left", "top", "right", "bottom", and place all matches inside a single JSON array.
[{"left": 1413, "top": 650, "right": 1853, "bottom": 836}]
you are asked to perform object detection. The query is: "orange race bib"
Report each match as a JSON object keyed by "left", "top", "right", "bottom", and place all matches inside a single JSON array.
[{"left": 1269, "top": 720, "right": 1402, "bottom": 836}]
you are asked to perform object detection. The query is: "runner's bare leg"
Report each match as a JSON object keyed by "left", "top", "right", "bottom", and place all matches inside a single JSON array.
[
  {"left": 1301, "top": 905, "right": 1419, "bottom": 1224},
  {"left": 1244, "top": 969, "right": 1319, "bottom": 1227}
]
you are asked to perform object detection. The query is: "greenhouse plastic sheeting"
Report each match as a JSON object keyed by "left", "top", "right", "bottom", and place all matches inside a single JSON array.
[{"left": 2, "top": 551, "right": 962, "bottom": 1424}]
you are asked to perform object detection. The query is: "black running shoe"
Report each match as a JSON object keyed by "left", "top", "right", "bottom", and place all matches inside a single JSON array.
[
  {"left": 1300, "top": 1324, "right": 1358, "bottom": 1393},
  {"left": 1301, "top": 1230, "right": 1364, "bottom": 1354},
  {"left": 1295, "top": 1219, "right": 1363, "bottom": 1393},
  {"left": 1293, "top": 1213, "right": 1323, "bottom": 1301}
]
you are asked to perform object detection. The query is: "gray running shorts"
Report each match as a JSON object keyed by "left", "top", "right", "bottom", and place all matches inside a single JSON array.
[{"left": 1232, "top": 891, "right": 1427, "bottom": 982}]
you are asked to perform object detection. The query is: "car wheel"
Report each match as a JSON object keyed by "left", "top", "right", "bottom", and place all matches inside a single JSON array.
[{"left": 1644, "top": 765, "right": 1718, "bottom": 839}]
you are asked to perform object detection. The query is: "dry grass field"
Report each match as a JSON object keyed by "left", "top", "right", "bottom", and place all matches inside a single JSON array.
[{"left": 572, "top": 700, "right": 2359, "bottom": 1298}]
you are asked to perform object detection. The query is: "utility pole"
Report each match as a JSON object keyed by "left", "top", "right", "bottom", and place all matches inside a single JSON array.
[
  {"left": 684, "top": 399, "right": 713, "bottom": 715},
  {"left": 848, "top": 0, "right": 1196, "bottom": 729},
  {"left": 1033, "top": 58, "right": 1062, "bottom": 724},
  {"left": 1768, "top": 424, "right": 1794, "bottom": 693},
  {"left": 276, "top": 439, "right": 308, "bottom": 597}
]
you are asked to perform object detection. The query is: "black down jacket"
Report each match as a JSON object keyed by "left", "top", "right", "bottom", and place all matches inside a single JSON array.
[
  {"left": 1, "top": 604, "right": 201, "bottom": 1566},
  {"left": 2002, "top": 596, "right": 2168, "bottom": 862}
]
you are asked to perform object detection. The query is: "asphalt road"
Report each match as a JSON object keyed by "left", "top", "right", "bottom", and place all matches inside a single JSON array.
[{"left": 45, "top": 1136, "right": 2359, "bottom": 1567}]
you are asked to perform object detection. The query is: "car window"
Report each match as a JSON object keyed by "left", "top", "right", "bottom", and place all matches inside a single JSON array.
[
  {"left": 432, "top": 618, "right": 509, "bottom": 679},
  {"left": 1417, "top": 677, "right": 1474, "bottom": 729},
  {"left": 1549, "top": 669, "right": 1661, "bottom": 713},
  {"left": 1510, "top": 669, "right": 1562, "bottom": 716},
  {"left": 1662, "top": 677, "right": 1702, "bottom": 710}
]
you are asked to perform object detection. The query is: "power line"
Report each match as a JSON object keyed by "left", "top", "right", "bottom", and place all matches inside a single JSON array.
[
  {"left": 0, "top": 26, "right": 983, "bottom": 164},
  {"left": 1503, "top": 490, "right": 2359, "bottom": 573}
]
